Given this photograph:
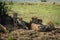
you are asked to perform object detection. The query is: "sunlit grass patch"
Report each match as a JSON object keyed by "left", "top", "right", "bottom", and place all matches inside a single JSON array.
[{"left": 7, "top": 2, "right": 60, "bottom": 24}]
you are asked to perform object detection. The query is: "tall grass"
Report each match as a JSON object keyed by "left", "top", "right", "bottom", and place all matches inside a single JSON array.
[{"left": 7, "top": 2, "right": 60, "bottom": 25}]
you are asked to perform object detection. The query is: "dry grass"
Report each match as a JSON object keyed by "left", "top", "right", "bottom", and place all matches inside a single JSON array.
[
  {"left": 0, "top": 28, "right": 60, "bottom": 40},
  {"left": 9, "top": 29, "right": 60, "bottom": 40}
]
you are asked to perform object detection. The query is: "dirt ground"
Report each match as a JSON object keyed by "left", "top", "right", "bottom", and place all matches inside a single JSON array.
[{"left": 0, "top": 27, "right": 60, "bottom": 40}]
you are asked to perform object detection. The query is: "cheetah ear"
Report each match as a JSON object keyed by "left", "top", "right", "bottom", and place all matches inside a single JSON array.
[{"left": 47, "top": 21, "right": 54, "bottom": 25}]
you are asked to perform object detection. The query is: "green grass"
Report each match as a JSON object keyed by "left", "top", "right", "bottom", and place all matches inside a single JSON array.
[
  {"left": 8, "top": 36, "right": 13, "bottom": 40},
  {"left": 7, "top": 2, "right": 60, "bottom": 24}
]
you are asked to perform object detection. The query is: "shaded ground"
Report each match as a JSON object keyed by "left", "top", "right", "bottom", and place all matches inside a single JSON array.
[{"left": 0, "top": 28, "right": 60, "bottom": 40}]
